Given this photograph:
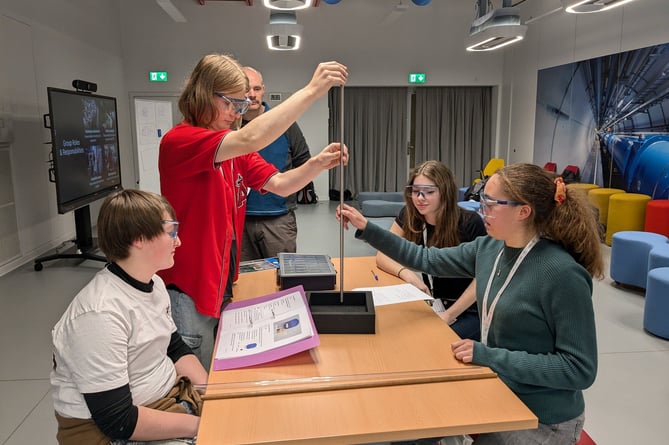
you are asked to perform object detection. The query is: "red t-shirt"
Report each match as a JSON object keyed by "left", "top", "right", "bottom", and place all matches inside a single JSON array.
[{"left": 158, "top": 122, "right": 278, "bottom": 317}]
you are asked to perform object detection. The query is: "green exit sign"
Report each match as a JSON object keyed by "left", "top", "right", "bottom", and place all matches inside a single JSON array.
[
  {"left": 408, "top": 73, "right": 426, "bottom": 84},
  {"left": 149, "top": 71, "right": 168, "bottom": 82}
]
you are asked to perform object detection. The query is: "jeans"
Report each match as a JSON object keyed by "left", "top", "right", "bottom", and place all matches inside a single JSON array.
[
  {"left": 168, "top": 288, "right": 219, "bottom": 371},
  {"left": 168, "top": 242, "right": 236, "bottom": 371},
  {"left": 473, "top": 412, "right": 585, "bottom": 445}
]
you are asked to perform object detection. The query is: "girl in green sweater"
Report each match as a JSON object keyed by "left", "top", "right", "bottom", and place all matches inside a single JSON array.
[{"left": 338, "top": 163, "right": 603, "bottom": 445}]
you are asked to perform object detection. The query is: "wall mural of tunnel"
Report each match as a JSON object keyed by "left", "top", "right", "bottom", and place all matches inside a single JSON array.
[{"left": 533, "top": 42, "right": 669, "bottom": 199}]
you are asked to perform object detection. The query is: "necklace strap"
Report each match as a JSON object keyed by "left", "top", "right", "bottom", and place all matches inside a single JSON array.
[{"left": 481, "top": 236, "right": 540, "bottom": 345}]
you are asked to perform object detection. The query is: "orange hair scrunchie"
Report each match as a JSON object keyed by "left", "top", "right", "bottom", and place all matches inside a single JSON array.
[{"left": 554, "top": 177, "right": 567, "bottom": 205}]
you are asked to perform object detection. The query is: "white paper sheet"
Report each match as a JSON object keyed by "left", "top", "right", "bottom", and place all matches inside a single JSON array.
[{"left": 352, "top": 283, "right": 433, "bottom": 307}]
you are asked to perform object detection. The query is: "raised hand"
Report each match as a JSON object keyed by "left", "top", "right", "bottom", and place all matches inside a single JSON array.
[
  {"left": 314, "top": 143, "right": 348, "bottom": 170},
  {"left": 336, "top": 203, "right": 368, "bottom": 231},
  {"left": 306, "top": 61, "right": 348, "bottom": 98}
]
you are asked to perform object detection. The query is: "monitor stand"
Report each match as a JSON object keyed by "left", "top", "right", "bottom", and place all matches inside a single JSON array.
[{"left": 34, "top": 205, "right": 107, "bottom": 271}]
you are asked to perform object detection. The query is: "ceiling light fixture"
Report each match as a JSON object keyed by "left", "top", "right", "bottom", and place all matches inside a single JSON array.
[
  {"left": 562, "top": 0, "right": 636, "bottom": 14},
  {"left": 466, "top": 0, "right": 527, "bottom": 52},
  {"left": 265, "top": 11, "right": 303, "bottom": 51},
  {"left": 263, "top": 0, "right": 312, "bottom": 10}
]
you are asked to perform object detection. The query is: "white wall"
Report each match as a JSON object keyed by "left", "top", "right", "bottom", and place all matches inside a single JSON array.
[{"left": 0, "top": 0, "right": 131, "bottom": 275}]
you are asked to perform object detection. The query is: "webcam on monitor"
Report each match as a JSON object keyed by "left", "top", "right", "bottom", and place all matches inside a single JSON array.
[{"left": 72, "top": 79, "right": 97, "bottom": 93}]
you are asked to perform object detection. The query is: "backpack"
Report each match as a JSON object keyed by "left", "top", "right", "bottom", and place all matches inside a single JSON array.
[
  {"left": 327, "top": 188, "right": 353, "bottom": 201},
  {"left": 561, "top": 165, "right": 581, "bottom": 184},
  {"left": 297, "top": 182, "right": 318, "bottom": 204}
]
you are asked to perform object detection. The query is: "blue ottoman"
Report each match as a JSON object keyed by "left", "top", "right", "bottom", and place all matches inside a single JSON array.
[
  {"left": 458, "top": 200, "right": 481, "bottom": 213},
  {"left": 643, "top": 267, "right": 669, "bottom": 339},
  {"left": 361, "top": 200, "right": 404, "bottom": 217},
  {"left": 648, "top": 242, "right": 669, "bottom": 271},
  {"left": 458, "top": 187, "right": 469, "bottom": 202},
  {"left": 368, "top": 217, "right": 395, "bottom": 230},
  {"left": 610, "top": 231, "right": 668, "bottom": 288},
  {"left": 358, "top": 191, "right": 404, "bottom": 203}
]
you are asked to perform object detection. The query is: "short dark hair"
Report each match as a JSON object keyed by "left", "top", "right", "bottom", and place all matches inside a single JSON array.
[{"left": 97, "top": 189, "right": 175, "bottom": 262}]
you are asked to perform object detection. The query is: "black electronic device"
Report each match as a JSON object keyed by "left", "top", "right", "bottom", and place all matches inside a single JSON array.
[
  {"left": 277, "top": 253, "right": 336, "bottom": 291},
  {"left": 72, "top": 79, "right": 97, "bottom": 93},
  {"left": 34, "top": 87, "right": 121, "bottom": 271},
  {"left": 46, "top": 87, "right": 122, "bottom": 214}
]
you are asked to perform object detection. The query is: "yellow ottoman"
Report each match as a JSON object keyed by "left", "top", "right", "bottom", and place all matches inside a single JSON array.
[
  {"left": 567, "top": 183, "right": 600, "bottom": 197},
  {"left": 588, "top": 188, "right": 625, "bottom": 226},
  {"left": 606, "top": 193, "right": 652, "bottom": 245}
]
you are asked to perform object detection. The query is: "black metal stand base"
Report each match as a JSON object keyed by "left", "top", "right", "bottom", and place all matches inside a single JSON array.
[
  {"left": 34, "top": 205, "right": 108, "bottom": 271},
  {"left": 307, "top": 290, "right": 376, "bottom": 334},
  {"left": 34, "top": 244, "right": 106, "bottom": 271}
]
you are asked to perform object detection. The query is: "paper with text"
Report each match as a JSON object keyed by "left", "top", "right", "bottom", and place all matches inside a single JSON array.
[
  {"left": 213, "top": 286, "right": 319, "bottom": 370},
  {"left": 353, "top": 283, "right": 433, "bottom": 307}
]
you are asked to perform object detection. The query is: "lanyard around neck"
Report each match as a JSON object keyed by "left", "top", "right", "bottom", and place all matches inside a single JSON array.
[
  {"left": 480, "top": 235, "right": 540, "bottom": 345},
  {"left": 422, "top": 226, "right": 434, "bottom": 291}
]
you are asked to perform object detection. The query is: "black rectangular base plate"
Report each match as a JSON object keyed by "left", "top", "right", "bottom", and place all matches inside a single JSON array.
[{"left": 306, "top": 291, "right": 375, "bottom": 334}]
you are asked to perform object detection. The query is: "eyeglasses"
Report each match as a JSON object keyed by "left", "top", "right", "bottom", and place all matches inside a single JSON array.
[
  {"left": 405, "top": 185, "right": 439, "bottom": 199},
  {"left": 162, "top": 220, "right": 180, "bottom": 239},
  {"left": 479, "top": 192, "right": 523, "bottom": 215},
  {"left": 213, "top": 93, "right": 251, "bottom": 115}
]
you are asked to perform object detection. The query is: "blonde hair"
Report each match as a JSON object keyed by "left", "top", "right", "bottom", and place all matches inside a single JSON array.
[
  {"left": 97, "top": 190, "right": 175, "bottom": 262},
  {"left": 178, "top": 54, "right": 248, "bottom": 128},
  {"left": 496, "top": 163, "right": 604, "bottom": 278}
]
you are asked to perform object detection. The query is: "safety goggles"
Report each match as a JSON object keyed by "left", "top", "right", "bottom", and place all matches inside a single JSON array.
[
  {"left": 478, "top": 192, "right": 523, "bottom": 218},
  {"left": 214, "top": 92, "right": 251, "bottom": 115},
  {"left": 405, "top": 185, "right": 439, "bottom": 199},
  {"left": 162, "top": 220, "right": 180, "bottom": 239}
]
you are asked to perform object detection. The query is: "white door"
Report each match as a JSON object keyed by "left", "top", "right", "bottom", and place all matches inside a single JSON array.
[{"left": 133, "top": 98, "right": 177, "bottom": 194}]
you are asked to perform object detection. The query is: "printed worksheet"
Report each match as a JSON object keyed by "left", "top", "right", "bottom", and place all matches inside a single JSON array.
[{"left": 213, "top": 286, "right": 319, "bottom": 369}]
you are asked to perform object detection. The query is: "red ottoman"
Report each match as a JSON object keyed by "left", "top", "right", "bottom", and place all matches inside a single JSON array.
[
  {"left": 645, "top": 200, "right": 669, "bottom": 237},
  {"left": 577, "top": 430, "right": 597, "bottom": 445}
]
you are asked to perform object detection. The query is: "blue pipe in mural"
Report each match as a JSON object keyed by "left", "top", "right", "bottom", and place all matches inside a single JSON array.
[{"left": 600, "top": 133, "right": 669, "bottom": 199}]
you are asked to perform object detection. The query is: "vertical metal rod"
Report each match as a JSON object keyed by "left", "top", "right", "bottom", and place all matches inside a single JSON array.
[{"left": 339, "top": 86, "right": 345, "bottom": 303}]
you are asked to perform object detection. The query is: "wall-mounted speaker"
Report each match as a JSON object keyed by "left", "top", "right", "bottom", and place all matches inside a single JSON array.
[{"left": 72, "top": 79, "right": 97, "bottom": 93}]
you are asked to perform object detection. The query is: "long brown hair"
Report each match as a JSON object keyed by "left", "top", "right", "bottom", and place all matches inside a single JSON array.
[
  {"left": 178, "top": 54, "right": 248, "bottom": 128},
  {"left": 496, "top": 163, "right": 604, "bottom": 278},
  {"left": 403, "top": 160, "right": 462, "bottom": 247}
]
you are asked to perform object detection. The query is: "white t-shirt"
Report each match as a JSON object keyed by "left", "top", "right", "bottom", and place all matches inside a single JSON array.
[{"left": 51, "top": 267, "right": 177, "bottom": 419}]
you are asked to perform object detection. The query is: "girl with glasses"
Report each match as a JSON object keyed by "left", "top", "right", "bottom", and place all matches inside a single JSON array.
[
  {"left": 158, "top": 54, "right": 348, "bottom": 371},
  {"left": 338, "top": 163, "right": 603, "bottom": 445},
  {"left": 377, "top": 161, "right": 486, "bottom": 340},
  {"left": 51, "top": 190, "right": 207, "bottom": 445}
]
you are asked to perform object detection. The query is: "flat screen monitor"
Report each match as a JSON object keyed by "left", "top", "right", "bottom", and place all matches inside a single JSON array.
[{"left": 47, "top": 87, "right": 122, "bottom": 214}]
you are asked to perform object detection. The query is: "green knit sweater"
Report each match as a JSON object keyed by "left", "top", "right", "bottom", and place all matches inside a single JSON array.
[{"left": 357, "top": 222, "right": 597, "bottom": 425}]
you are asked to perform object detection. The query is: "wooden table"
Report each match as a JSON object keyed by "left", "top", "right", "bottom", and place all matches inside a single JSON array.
[{"left": 197, "top": 257, "right": 536, "bottom": 444}]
